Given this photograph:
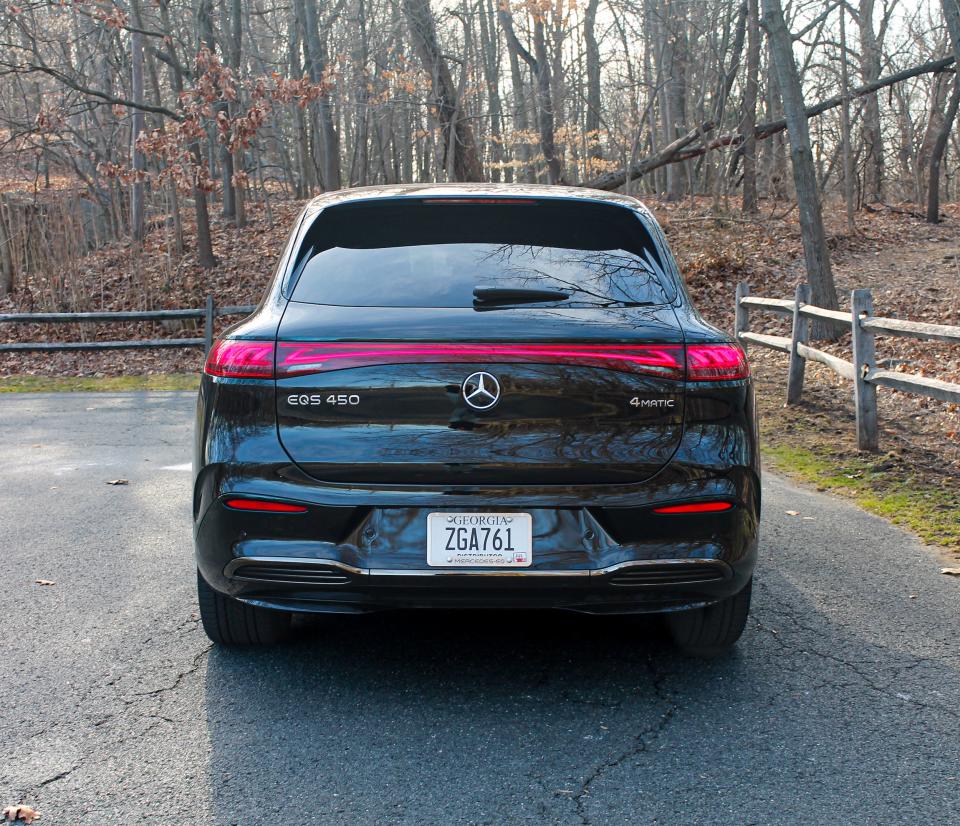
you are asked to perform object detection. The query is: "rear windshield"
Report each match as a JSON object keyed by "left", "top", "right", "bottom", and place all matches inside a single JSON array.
[{"left": 288, "top": 200, "right": 675, "bottom": 308}]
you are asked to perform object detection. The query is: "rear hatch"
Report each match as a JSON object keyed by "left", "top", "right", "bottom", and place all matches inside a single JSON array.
[{"left": 275, "top": 198, "right": 686, "bottom": 487}]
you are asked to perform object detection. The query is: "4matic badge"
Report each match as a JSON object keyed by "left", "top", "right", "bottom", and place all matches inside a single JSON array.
[{"left": 630, "top": 397, "right": 677, "bottom": 408}]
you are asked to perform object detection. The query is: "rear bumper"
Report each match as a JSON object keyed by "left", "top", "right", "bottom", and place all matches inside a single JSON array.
[{"left": 194, "top": 467, "right": 760, "bottom": 615}]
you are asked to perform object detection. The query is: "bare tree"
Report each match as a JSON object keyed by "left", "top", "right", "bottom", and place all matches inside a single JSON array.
[
  {"left": 130, "top": 27, "right": 146, "bottom": 242},
  {"left": 855, "top": 0, "right": 885, "bottom": 204},
  {"left": 928, "top": 0, "right": 960, "bottom": 222},
  {"left": 499, "top": 2, "right": 564, "bottom": 184},
  {"left": 403, "top": 0, "right": 483, "bottom": 182},
  {"left": 740, "top": 0, "right": 761, "bottom": 213},
  {"left": 761, "top": 0, "right": 838, "bottom": 321},
  {"left": 583, "top": 0, "right": 602, "bottom": 163}
]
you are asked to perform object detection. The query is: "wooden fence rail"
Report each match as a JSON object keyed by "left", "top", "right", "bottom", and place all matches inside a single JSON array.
[
  {"left": 735, "top": 282, "right": 960, "bottom": 450},
  {"left": 0, "top": 296, "right": 256, "bottom": 356}
]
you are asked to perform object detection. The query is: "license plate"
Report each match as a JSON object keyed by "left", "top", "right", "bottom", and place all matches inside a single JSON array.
[{"left": 426, "top": 512, "right": 533, "bottom": 567}]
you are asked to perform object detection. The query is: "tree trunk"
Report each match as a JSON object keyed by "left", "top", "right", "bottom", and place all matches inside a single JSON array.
[
  {"left": 858, "top": 0, "right": 884, "bottom": 203},
  {"left": 198, "top": 0, "right": 234, "bottom": 218},
  {"left": 315, "top": 33, "right": 342, "bottom": 190},
  {"left": 130, "top": 29, "right": 146, "bottom": 242},
  {"left": 661, "top": 3, "right": 686, "bottom": 199},
  {"left": 228, "top": 0, "right": 245, "bottom": 226},
  {"left": 761, "top": 0, "right": 838, "bottom": 328},
  {"left": 740, "top": 0, "right": 760, "bottom": 213},
  {"left": 404, "top": 0, "right": 483, "bottom": 182},
  {"left": 288, "top": 17, "right": 315, "bottom": 196},
  {"left": 292, "top": 0, "right": 323, "bottom": 193},
  {"left": 927, "top": 0, "right": 960, "bottom": 221},
  {"left": 166, "top": 177, "right": 184, "bottom": 259},
  {"left": 499, "top": 5, "right": 563, "bottom": 184},
  {"left": 349, "top": 0, "right": 371, "bottom": 187},
  {"left": 945, "top": 0, "right": 960, "bottom": 53},
  {"left": 765, "top": 39, "right": 789, "bottom": 201},
  {"left": 295, "top": 0, "right": 336, "bottom": 190},
  {"left": 190, "top": 134, "right": 217, "bottom": 268},
  {"left": 507, "top": 42, "right": 533, "bottom": 182},
  {"left": 926, "top": 77, "right": 960, "bottom": 223},
  {"left": 0, "top": 195, "right": 13, "bottom": 296},
  {"left": 478, "top": 0, "right": 506, "bottom": 181},
  {"left": 532, "top": 18, "right": 562, "bottom": 184},
  {"left": 839, "top": 3, "right": 855, "bottom": 231},
  {"left": 584, "top": 0, "right": 601, "bottom": 162}
]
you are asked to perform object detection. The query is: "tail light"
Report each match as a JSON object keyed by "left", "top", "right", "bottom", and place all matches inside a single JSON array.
[
  {"left": 274, "top": 342, "right": 685, "bottom": 379},
  {"left": 204, "top": 340, "right": 275, "bottom": 378},
  {"left": 203, "top": 339, "right": 748, "bottom": 381},
  {"left": 685, "top": 344, "right": 749, "bottom": 381},
  {"left": 653, "top": 501, "right": 734, "bottom": 514},
  {"left": 223, "top": 497, "right": 307, "bottom": 513}
]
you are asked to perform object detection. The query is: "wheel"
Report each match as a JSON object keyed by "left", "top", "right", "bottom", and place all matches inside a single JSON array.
[
  {"left": 196, "top": 570, "right": 292, "bottom": 646},
  {"left": 666, "top": 577, "right": 752, "bottom": 657}
]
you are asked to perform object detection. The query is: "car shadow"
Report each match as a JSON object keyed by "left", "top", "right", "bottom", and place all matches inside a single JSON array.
[
  {"left": 199, "top": 564, "right": 960, "bottom": 825},
  {"left": 201, "top": 608, "right": 706, "bottom": 824}
]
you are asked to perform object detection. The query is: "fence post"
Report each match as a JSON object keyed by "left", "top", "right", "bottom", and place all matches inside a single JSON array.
[
  {"left": 851, "top": 288, "right": 879, "bottom": 451},
  {"left": 204, "top": 294, "right": 215, "bottom": 355},
  {"left": 735, "top": 282, "right": 750, "bottom": 347},
  {"left": 787, "top": 283, "right": 810, "bottom": 404}
]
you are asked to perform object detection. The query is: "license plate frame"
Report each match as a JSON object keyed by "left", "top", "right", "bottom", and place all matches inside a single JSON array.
[{"left": 426, "top": 512, "right": 533, "bottom": 568}]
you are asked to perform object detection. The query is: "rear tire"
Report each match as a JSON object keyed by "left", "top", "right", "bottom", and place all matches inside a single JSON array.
[
  {"left": 666, "top": 577, "right": 752, "bottom": 657},
  {"left": 197, "top": 570, "right": 292, "bottom": 646}
]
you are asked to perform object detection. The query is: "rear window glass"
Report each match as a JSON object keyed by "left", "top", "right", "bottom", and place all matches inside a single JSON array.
[{"left": 288, "top": 200, "right": 675, "bottom": 308}]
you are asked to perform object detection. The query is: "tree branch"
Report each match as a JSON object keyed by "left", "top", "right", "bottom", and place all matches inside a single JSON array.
[
  {"left": 15, "top": 64, "right": 183, "bottom": 121},
  {"left": 583, "top": 54, "right": 955, "bottom": 191}
]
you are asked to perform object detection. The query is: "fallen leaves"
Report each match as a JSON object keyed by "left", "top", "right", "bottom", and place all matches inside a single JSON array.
[
  {"left": 105, "top": 479, "right": 129, "bottom": 486},
  {"left": 941, "top": 567, "right": 960, "bottom": 577},
  {"left": 2, "top": 805, "right": 41, "bottom": 823},
  {"left": 34, "top": 579, "right": 55, "bottom": 586}
]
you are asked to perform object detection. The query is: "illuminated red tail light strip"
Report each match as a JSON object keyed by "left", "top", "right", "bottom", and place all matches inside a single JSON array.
[
  {"left": 685, "top": 344, "right": 749, "bottom": 381},
  {"left": 223, "top": 497, "right": 308, "bottom": 513},
  {"left": 205, "top": 340, "right": 274, "bottom": 379},
  {"left": 203, "top": 340, "right": 748, "bottom": 381},
  {"left": 653, "top": 501, "right": 734, "bottom": 514},
  {"left": 275, "top": 342, "right": 685, "bottom": 378}
]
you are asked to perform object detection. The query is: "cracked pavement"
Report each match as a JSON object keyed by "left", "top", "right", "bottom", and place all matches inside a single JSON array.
[{"left": 2, "top": 392, "right": 958, "bottom": 824}]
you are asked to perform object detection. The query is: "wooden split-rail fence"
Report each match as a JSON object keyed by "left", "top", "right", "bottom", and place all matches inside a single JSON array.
[
  {"left": 0, "top": 297, "right": 256, "bottom": 358},
  {"left": 735, "top": 282, "right": 960, "bottom": 451}
]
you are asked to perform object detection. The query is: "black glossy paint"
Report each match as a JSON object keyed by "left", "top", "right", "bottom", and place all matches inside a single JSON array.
[{"left": 194, "top": 185, "right": 760, "bottom": 615}]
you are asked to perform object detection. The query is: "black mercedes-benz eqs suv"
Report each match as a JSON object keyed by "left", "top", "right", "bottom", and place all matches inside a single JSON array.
[{"left": 194, "top": 185, "right": 759, "bottom": 655}]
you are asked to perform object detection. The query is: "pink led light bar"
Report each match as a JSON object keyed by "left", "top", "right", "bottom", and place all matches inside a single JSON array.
[{"left": 275, "top": 342, "right": 686, "bottom": 379}]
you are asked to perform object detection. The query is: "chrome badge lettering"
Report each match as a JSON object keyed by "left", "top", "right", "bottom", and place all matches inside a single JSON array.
[
  {"left": 630, "top": 397, "right": 676, "bottom": 409},
  {"left": 288, "top": 394, "right": 323, "bottom": 406}
]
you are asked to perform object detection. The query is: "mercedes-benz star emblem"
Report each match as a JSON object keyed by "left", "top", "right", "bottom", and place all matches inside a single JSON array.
[{"left": 462, "top": 371, "right": 501, "bottom": 410}]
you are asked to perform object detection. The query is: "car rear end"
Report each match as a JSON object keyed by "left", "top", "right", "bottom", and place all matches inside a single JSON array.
[{"left": 193, "top": 190, "right": 759, "bottom": 651}]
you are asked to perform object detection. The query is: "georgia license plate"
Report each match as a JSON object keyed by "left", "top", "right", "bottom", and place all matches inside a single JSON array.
[{"left": 426, "top": 512, "right": 533, "bottom": 567}]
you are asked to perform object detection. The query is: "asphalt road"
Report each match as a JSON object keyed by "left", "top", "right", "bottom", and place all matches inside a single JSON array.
[{"left": 1, "top": 391, "right": 958, "bottom": 825}]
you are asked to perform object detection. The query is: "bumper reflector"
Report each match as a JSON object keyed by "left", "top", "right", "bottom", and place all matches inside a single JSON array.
[
  {"left": 223, "top": 498, "right": 308, "bottom": 513},
  {"left": 653, "top": 501, "right": 733, "bottom": 514}
]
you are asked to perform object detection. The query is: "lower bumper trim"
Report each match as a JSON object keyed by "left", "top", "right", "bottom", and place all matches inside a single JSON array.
[{"left": 223, "top": 556, "right": 732, "bottom": 586}]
